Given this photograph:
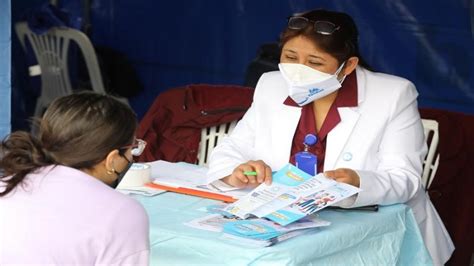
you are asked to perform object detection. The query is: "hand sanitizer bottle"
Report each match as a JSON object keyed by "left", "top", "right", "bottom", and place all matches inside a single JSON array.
[{"left": 295, "top": 134, "right": 318, "bottom": 176}]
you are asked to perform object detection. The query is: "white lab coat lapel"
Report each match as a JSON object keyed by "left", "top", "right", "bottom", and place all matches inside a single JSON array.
[
  {"left": 324, "top": 108, "right": 360, "bottom": 170},
  {"left": 324, "top": 67, "right": 367, "bottom": 170},
  {"left": 270, "top": 103, "right": 301, "bottom": 168}
]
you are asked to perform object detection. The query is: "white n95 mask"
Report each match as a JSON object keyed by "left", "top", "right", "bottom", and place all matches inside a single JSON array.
[{"left": 279, "top": 62, "right": 346, "bottom": 106}]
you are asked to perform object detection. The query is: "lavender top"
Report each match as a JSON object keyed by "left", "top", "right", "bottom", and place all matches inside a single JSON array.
[{"left": 0, "top": 165, "right": 150, "bottom": 265}]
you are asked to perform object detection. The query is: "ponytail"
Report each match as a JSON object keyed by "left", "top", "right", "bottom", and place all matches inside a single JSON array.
[
  {"left": 0, "top": 131, "right": 55, "bottom": 196},
  {"left": 1, "top": 91, "right": 137, "bottom": 197}
]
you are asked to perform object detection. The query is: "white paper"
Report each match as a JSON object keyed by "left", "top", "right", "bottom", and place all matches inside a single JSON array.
[
  {"left": 147, "top": 160, "right": 250, "bottom": 200},
  {"left": 117, "top": 186, "right": 166, "bottom": 196},
  {"left": 208, "top": 179, "right": 242, "bottom": 192},
  {"left": 148, "top": 160, "right": 208, "bottom": 187}
]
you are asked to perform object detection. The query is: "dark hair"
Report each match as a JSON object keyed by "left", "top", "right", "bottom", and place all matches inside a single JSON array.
[
  {"left": 0, "top": 92, "right": 137, "bottom": 196},
  {"left": 280, "top": 9, "right": 371, "bottom": 70}
]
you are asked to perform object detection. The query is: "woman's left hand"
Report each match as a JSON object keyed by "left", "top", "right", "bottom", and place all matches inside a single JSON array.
[{"left": 324, "top": 168, "right": 360, "bottom": 188}]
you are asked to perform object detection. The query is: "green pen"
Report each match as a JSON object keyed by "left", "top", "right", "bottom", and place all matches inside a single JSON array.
[{"left": 243, "top": 171, "right": 257, "bottom": 176}]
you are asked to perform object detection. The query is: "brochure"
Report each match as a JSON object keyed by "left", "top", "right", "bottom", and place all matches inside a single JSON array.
[
  {"left": 223, "top": 163, "right": 361, "bottom": 225},
  {"left": 222, "top": 216, "right": 330, "bottom": 239},
  {"left": 221, "top": 219, "right": 327, "bottom": 248},
  {"left": 223, "top": 164, "right": 314, "bottom": 218},
  {"left": 184, "top": 213, "right": 240, "bottom": 232},
  {"left": 265, "top": 182, "right": 360, "bottom": 226},
  {"left": 184, "top": 211, "right": 330, "bottom": 247}
]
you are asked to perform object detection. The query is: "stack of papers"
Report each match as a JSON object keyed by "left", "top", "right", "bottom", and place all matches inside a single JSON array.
[
  {"left": 145, "top": 160, "right": 250, "bottom": 202},
  {"left": 221, "top": 217, "right": 330, "bottom": 247},
  {"left": 184, "top": 203, "right": 330, "bottom": 247},
  {"left": 223, "top": 163, "right": 361, "bottom": 226}
]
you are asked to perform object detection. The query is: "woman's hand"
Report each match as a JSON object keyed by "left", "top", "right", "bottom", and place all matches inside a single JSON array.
[
  {"left": 222, "top": 160, "right": 272, "bottom": 188},
  {"left": 324, "top": 168, "right": 360, "bottom": 188}
]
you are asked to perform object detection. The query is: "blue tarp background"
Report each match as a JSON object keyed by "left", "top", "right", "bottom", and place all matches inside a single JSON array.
[
  {"left": 0, "top": 0, "right": 11, "bottom": 138},
  {"left": 85, "top": 0, "right": 474, "bottom": 119},
  {"left": 11, "top": 0, "right": 474, "bottom": 122}
]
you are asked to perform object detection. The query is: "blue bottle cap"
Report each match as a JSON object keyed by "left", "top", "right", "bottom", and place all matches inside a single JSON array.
[{"left": 304, "top": 134, "right": 317, "bottom": 146}]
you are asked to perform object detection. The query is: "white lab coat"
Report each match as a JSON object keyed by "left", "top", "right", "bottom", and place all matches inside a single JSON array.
[{"left": 207, "top": 66, "right": 454, "bottom": 265}]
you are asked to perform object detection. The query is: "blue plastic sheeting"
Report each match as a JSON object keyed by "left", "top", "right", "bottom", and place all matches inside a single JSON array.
[
  {"left": 0, "top": 0, "right": 11, "bottom": 138},
  {"left": 137, "top": 192, "right": 432, "bottom": 265},
  {"left": 72, "top": 1, "right": 474, "bottom": 118}
]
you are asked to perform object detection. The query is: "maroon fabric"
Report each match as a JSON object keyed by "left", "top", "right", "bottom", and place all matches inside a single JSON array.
[
  {"left": 137, "top": 84, "right": 254, "bottom": 163},
  {"left": 286, "top": 72, "right": 358, "bottom": 173},
  {"left": 420, "top": 108, "right": 474, "bottom": 266}
]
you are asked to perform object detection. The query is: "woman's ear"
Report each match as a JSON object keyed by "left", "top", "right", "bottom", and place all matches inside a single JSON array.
[
  {"left": 342, "top": 56, "right": 359, "bottom": 76},
  {"left": 80, "top": 149, "right": 121, "bottom": 183},
  {"left": 105, "top": 149, "right": 120, "bottom": 172}
]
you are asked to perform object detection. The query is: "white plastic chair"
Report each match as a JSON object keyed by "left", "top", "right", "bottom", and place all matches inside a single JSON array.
[
  {"left": 421, "top": 119, "right": 440, "bottom": 190},
  {"left": 15, "top": 22, "right": 127, "bottom": 118},
  {"left": 196, "top": 120, "right": 238, "bottom": 166},
  {"left": 15, "top": 22, "right": 105, "bottom": 117}
]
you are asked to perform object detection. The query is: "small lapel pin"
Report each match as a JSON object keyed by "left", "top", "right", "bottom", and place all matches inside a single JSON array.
[{"left": 342, "top": 152, "right": 353, "bottom": 161}]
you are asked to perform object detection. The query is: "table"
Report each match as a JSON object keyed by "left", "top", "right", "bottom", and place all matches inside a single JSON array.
[{"left": 135, "top": 192, "right": 433, "bottom": 265}]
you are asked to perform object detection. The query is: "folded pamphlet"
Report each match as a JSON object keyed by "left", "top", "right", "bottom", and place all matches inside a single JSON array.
[
  {"left": 184, "top": 203, "right": 330, "bottom": 247},
  {"left": 223, "top": 163, "right": 361, "bottom": 225}
]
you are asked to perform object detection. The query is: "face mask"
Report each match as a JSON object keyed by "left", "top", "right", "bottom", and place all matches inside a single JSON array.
[
  {"left": 279, "top": 62, "right": 346, "bottom": 106},
  {"left": 111, "top": 157, "right": 133, "bottom": 189}
]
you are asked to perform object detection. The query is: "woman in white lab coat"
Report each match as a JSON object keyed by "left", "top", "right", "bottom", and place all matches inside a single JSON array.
[{"left": 207, "top": 9, "right": 454, "bottom": 265}]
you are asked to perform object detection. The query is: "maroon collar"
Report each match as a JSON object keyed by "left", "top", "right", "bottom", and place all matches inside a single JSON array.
[{"left": 283, "top": 71, "right": 358, "bottom": 107}]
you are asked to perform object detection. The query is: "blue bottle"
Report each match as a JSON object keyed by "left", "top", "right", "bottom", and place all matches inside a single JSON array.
[{"left": 295, "top": 134, "right": 318, "bottom": 176}]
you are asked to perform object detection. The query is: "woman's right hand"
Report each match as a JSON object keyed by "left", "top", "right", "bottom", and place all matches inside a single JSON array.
[{"left": 222, "top": 160, "right": 272, "bottom": 188}]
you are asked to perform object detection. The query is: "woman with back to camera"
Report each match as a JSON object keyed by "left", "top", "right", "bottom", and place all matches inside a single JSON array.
[
  {"left": 207, "top": 9, "right": 454, "bottom": 264},
  {"left": 0, "top": 92, "right": 149, "bottom": 265}
]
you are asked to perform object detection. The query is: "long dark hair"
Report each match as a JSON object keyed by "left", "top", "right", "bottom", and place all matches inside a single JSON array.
[
  {"left": 280, "top": 9, "right": 372, "bottom": 70},
  {"left": 0, "top": 92, "right": 137, "bottom": 196}
]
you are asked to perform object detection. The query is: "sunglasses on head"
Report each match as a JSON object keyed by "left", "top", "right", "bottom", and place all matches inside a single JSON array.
[{"left": 287, "top": 16, "right": 340, "bottom": 35}]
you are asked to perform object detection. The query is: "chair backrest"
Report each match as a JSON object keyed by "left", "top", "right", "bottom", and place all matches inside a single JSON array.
[
  {"left": 421, "top": 118, "right": 440, "bottom": 190},
  {"left": 197, "top": 120, "right": 239, "bottom": 166},
  {"left": 15, "top": 22, "right": 106, "bottom": 117}
]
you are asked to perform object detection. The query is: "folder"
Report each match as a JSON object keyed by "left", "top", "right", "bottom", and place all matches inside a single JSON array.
[{"left": 146, "top": 182, "right": 238, "bottom": 203}]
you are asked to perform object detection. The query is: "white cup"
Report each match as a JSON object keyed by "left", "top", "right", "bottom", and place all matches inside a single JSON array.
[{"left": 117, "top": 163, "right": 151, "bottom": 189}]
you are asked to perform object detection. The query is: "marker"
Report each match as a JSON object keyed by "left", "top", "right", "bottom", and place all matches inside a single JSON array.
[{"left": 243, "top": 171, "right": 257, "bottom": 176}]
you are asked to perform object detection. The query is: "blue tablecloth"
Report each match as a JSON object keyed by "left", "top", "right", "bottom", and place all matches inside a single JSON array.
[{"left": 136, "top": 192, "right": 432, "bottom": 265}]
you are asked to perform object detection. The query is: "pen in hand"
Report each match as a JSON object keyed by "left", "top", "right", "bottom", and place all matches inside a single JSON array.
[
  {"left": 243, "top": 171, "right": 257, "bottom": 176},
  {"left": 243, "top": 171, "right": 259, "bottom": 184}
]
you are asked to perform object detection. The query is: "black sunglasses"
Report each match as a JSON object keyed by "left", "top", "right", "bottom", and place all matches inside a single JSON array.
[{"left": 287, "top": 16, "right": 341, "bottom": 35}]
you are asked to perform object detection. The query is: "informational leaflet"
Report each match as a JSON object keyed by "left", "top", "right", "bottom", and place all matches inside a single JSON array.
[
  {"left": 222, "top": 217, "right": 330, "bottom": 239},
  {"left": 184, "top": 213, "right": 330, "bottom": 234},
  {"left": 265, "top": 182, "right": 360, "bottom": 226},
  {"left": 223, "top": 164, "right": 313, "bottom": 218},
  {"left": 251, "top": 173, "right": 336, "bottom": 218},
  {"left": 224, "top": 163, "right": 361, "bottom": 225},
  {"left": 185, "top": 214, "right": 240, "bottom": 232},
  {"left": 184, "top": 211, "right": 330, "bottom": 247}
]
